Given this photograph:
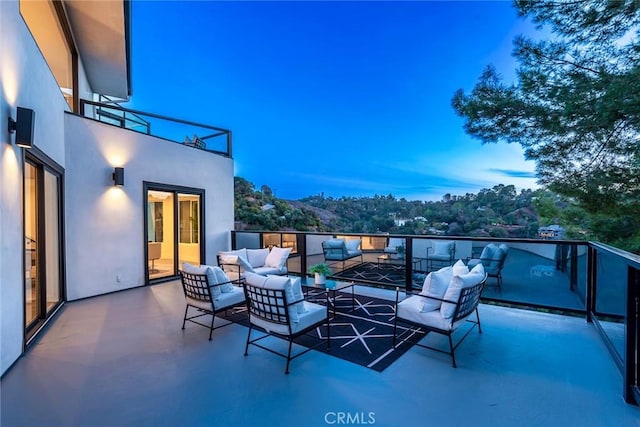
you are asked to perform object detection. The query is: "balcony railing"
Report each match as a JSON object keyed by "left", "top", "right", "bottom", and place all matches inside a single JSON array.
[
  {"left": 79, "top": 100, "right": 232, "bottom": 157},
  {"left": 231, "top": 230, "right": 640, "bottom": 405}
]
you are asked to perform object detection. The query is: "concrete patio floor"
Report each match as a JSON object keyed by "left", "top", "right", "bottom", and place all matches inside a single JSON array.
[{"left": 1, "top": 280, "right": 638, "bottom": 427}]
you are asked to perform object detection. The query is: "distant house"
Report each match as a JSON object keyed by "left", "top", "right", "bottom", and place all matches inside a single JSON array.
[
  {"left": 261, "top": 203, "right": 275, "bottom": 211},
  {"left": 394, "top": 218, "right": 409, "bottom": 226},
  {"left": 538, "top": 225, "right": 566, "bottom": 239}
]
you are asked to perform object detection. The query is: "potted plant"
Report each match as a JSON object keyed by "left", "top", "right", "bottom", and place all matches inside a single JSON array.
[
  {"left": 309, "top": 263, "right": 332, "bottom": 285},
  {"left": 395, "top": 244, "right": 406, "bottom": 259}
]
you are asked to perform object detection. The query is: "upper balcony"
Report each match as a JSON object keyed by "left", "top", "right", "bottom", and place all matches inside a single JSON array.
[{"left": 79, "top": 99, "right": 233, "bottom": 157}]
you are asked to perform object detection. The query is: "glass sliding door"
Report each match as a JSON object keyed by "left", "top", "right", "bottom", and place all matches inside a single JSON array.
[
  {"left": 24, "top": 163, "right": 39, "bottom": 328},
  {"left": 178, "top": 193, "right": 201, "bottom": 266},
  {"left": 145, "top": 184, "right": 203, "bottom": 282},
  {"left": 147, "top": 190, "right": 175, "bottom": 280},
  {"left": 44, "top": 170, "right": 61, "bottom": 311},
  {"left": 24, "top": 156, "right": 64, "bottom": 342}
]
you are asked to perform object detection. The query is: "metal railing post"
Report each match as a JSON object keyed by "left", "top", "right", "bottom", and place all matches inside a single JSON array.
[
  {"left": 405, "top": 237, "right": 413, "bottom": 291},
  {"left": 297, "top": 233, "right": 307, "bottom": 277},
  {"left": 586, "top": 245, "right": 597, "bottom": 322},
  {"left": 624, "top": 267, "right": 640, "bottom": 405}
]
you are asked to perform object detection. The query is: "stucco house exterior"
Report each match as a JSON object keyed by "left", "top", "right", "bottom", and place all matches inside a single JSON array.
[{"left": 1, "top": 0, "right": 234, "bottom": 375}]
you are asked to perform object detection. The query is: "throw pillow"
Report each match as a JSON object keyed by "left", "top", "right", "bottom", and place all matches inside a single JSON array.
[
  {"left": 247, "top": 248, "right": 270, "bottom": 268},
  {"left": 345, "top": 239, "right": 361, "bottom": 252},
  {"left": 470, "top": 262, "right": 485, "bottom": 277},
  {"left": 265, "top": 247, "right": 292, "bottom": 270},
  {"left": 208, "top": 265, "right": 235, "bottom": 293},
  {"left": 182, "top": 262, "right": 221, "bottom": 298},
  {"left": 219, "top": 248, "right": 249, "bottom": 262},
  {"left": 452, "top": 259, "right": 468, "bottom": 276},
  {"left": 289, "top": 276, "right": 307, "bottom": 314},
  {"left": 219, "top": 254, "right": 255, "bottom": 273},
  {"left": 420, "top": 267, "right": 453, "bottom": 312},
  {"left": 420, "top": 266, "right": 452, "bottom": 296},
  {"left": 433, "top": 241, "right": 453, "bottom": 256},
  {"left": 245, "top": 271, "right": 267, "bottom": 288},
  {"left": 440, "top": 271, "right": 484, "bottom": 319}
]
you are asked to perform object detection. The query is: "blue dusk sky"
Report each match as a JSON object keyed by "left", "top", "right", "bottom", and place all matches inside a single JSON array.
[{"left": 124, "top": 0, "right": 540, "bottom": 201}]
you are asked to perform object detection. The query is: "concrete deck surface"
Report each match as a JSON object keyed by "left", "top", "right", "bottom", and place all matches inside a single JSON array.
[{"left": 1, "top": 280, "right": 638, "bottom": 427}]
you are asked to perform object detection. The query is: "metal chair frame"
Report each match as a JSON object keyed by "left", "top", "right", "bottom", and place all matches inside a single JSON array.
[
  {"left": 393, "top": 275, "right": 486, "bottom": 367},
  {"left": 243, "top": 282, "right": 330, "bottom": 374},
  {"left": 425, "top": 241, "right": 456, "bottom": 271},
  {"left": 179, "top": 270, "right": 245, "bottom": 341}
]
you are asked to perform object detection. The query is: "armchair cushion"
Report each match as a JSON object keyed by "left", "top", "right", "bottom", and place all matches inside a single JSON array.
[
  {"left": 182, "top": 262, "right": 222, "bottom": 298},
  {"left": 250, "top": 301, "right": 326, "bottom": 335},
  {"left": 345, "top": 239, "right": 361, "bottom": 253},
  {"left": 470, "top": 263, "right": 485, "bottom": 277},
  {"left": 398, "top": 296, "right": 468, "bottom": 331},
  {"left": 212, "top": 284, "right": 245, "bottom": 311},
  {"left": 219, "top": 254, "right": 255, "bottom": 274},
  {"left": 245, "top": 273, "right": 301, "bottom": 322},
  {"left": 452, "top": 259, "right": 468, "bottom": 276},
  {"left": 433, "top": 241, "right": 454, "bottom": 256},
  {"left": 253, "top": 266, "right": 286, "bottom": 276},
  {"left": 419, "top": 266, "right": 453, "bottom": 312},
  {"left": 207, "top": 264, "right": 235, "bottom": 293},
  {"left": 468, "top": 244, "right": 508, "bottom": 275},
  {"left": 323, "top": 238, "right": 345, "bottom": 249},
  {"left": 220, "top": 248, "right": 249, "bottom": 263},
  {"left": 441, "top": 270, "right": 484, "bottom": 319},
  {"left": 247, "top": 248, "right": 270, "bottom": 268},
  {"left": 489, "top": 244, "right": 509, "bottom": 271},
  {"left": 289, "top": 276, "right": 307, "bottom": 314},
  {"left": 480, "top": 244, "right": 497, "bottom": 263},
  {"left": 322, "top": 238, "right": 362, "bottom": 263},
  {"left": 265, "top": 247, "right": 292, "bottom": 270}
]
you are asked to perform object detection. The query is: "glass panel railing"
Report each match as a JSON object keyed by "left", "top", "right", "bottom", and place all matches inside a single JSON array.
[
  {"left": 477, "top": 241, "right": 585, "bottom": 311},
  {"left": 80, "top": 100, "right": 232, "bottom": 157},
  {"left": 232, "top": 231, "right": 589, "bottom": 311},
  {"left": 592, "top": 249, "right": 629, "bottom": 366},
  {"left": 231, "top": 230, "right": 640, "bottom": 404}
]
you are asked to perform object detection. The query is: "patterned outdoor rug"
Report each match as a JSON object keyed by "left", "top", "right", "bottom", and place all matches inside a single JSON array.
[
  {"left": 217, "top": 292, "right": 426, "bottom": 372},
  {"left": 331, "top": 262, "right": 406, "bottom": 287}
]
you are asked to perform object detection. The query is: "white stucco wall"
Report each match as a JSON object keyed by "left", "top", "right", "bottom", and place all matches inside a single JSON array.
[
  {"left": 64, "top": 114, "right": 234, "bottom": 300},
  {"left": 0, "top": 0, "right": 71, "bottom": 375}
]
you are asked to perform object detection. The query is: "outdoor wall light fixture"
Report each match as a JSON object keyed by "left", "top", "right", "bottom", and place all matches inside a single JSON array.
[
  {"left": 7, "top": 107, "right": 35, "bottom": 148},
  {"left": 112, "top": 167, "right": 125, "bottom": 186}
]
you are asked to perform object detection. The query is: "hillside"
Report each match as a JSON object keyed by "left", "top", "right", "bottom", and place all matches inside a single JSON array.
[{"left": 234, "top": 177, "right": 593, "bottom": 240}]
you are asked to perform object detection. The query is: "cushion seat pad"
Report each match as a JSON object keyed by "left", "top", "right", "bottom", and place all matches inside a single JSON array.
[
  {"left": 397, "top": 296, "right": 469, "bottom": 331},
  {"left": 251, "top": 301, "right": 326, "bottom": 335},
  {"left": 212, "top": 286, "right": 245, "bottom": 311}
]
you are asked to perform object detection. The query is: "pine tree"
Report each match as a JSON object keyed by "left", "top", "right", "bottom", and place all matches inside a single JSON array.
[{"left": 452, "top": 0, "right": 640, "bottom": 252}]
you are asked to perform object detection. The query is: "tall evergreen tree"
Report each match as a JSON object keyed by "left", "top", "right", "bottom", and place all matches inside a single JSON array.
[{"left": 452, "top": 0, "right": 640, "bottom": 252}]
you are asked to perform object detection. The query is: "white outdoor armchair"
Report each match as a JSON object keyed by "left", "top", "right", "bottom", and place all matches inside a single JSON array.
[
  {"left": 179, "top": 264, "right": 246, "bottom": 341},
  {"left": 243, "top": 273, "right": 330, "bottom": 374},
  {"left": 393, "top": 271, "right": 487, "bottom": 367}
]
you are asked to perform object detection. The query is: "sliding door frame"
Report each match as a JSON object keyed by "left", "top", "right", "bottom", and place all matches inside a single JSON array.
[
  {"left": 143, "top": 182, "right": 205, "bottom": 284},
  {"left": 23, "top": 146, "right": 66, "bottom": 347}
]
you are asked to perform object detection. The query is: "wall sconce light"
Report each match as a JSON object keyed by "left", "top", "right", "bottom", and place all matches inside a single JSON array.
[
  {"left": 7, "top": 107, "right": 35, "bottom": 148},
  {"left": 112, "top": 167, "right": 124, "bottom": 186}
]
